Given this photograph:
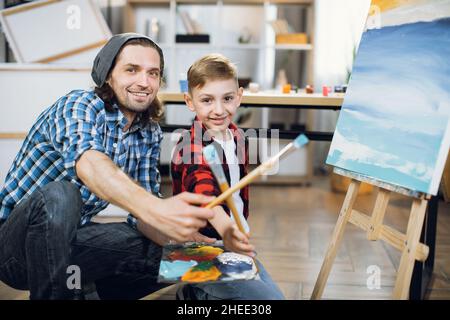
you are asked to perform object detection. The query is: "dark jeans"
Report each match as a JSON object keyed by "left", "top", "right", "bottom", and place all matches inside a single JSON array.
[{"left": 0, "top": 181, "right": 168, "bottom": 300}]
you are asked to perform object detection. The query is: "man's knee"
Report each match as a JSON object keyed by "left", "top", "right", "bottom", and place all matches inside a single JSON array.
[{"left": 39, "top": 181, "right": 82, "bottom": 227}]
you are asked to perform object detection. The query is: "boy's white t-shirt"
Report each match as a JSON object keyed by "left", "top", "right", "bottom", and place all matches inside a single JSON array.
[{"left": 214, "top": 130, "right": 250, "bottom": 233}]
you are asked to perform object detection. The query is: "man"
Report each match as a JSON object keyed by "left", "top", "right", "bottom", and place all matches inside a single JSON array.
[{"left": 0, "top": 33, "right": 215, "bottom": 300}]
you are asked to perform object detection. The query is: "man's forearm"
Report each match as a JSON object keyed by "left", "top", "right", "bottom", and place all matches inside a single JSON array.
[
  {"left": 75, "top": 150, "right": 159, "bottom": 223},
  {"left": 136, "top": 219, "right": 170, "bottom": 246},
  {"left": 76, "top": 150, "right": 217, "bottom": 243}
]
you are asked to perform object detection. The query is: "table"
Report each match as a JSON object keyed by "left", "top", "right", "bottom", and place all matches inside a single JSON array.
[{"left": 158, "top": 91, "right": 343, "bottom": 140}]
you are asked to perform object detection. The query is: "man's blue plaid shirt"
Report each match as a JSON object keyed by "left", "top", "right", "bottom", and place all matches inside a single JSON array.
[{"left": 0, "top": 90, "right": 163, "bottom": 227}]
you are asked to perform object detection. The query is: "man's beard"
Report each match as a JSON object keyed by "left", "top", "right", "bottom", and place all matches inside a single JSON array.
[
  {"left": 123, "top": 100, "right": 151, "bottom": 113},
  {"left": 119, "top": 94, "right": 153, "bottom": 114}
]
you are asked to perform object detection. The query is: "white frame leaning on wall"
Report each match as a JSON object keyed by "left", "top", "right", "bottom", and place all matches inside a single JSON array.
[{"left": 0, "top": 0, "right": 111, "bottom": 63}]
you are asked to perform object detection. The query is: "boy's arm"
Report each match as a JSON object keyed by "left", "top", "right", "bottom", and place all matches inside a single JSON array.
[{"left": 209, "top": 206, "right": 234, "bottom": 238}]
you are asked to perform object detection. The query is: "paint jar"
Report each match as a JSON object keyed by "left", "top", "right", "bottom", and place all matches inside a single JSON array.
[
  {"left": 322, "top": 85, "right": 332, "bottom": 96},
  {"left": 305, "top": 84, "right": 314, "bottom": 94},
  {"left": 282, "top": 84, "right": 291, "bottom": 94}
]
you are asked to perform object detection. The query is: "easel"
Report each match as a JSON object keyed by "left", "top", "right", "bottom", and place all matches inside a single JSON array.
[{"left": 311, "top": 167, "right": 431, "bottom": 300}]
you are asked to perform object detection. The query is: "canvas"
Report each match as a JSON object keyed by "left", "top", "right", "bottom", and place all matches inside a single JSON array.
[
  {"left": 326, "top": 0, "right": 450, "bottom": 195},
  {"left": 0, "top": 0, "right": 111, "bottom": 63},
  {"left": 158, "top": 242, "right": 259, "bottom": 283}
]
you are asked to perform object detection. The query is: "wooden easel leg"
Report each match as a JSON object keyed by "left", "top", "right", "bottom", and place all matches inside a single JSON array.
[
  {"left": 311, "top": 180, "right": 361, "bottom": 299},
  {"left": 367, "top": 189, "right": 390, "bottom": 240},
  {"left": 392, "top": 198, "right": 428, "bottom": 299}
]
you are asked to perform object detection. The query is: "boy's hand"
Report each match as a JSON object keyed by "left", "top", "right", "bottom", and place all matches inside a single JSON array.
[{"left": 222, "top": 224, "right": 255, "bottom": 257}]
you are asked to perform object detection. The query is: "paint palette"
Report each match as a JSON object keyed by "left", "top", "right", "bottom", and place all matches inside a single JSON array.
[{"left": 158, "top": 242, "right": 259, "bottom": 283}]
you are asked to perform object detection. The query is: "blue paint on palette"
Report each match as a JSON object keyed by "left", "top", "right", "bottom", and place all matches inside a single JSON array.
[{"left": 159, "top": 260, "right": 197, "bottom": 280}]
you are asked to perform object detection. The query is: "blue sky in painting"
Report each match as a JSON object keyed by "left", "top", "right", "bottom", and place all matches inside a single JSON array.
[{"left": 327, "top": 17, "right": 450, "bottom": 194}]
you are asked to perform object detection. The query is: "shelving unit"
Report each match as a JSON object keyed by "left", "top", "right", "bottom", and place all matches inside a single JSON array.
[
  {"left": 124, "top": 0, "right": 314, "bottom": 92},
  {"left": 124, "top": 0, "right": 316, "bottom": 182}
]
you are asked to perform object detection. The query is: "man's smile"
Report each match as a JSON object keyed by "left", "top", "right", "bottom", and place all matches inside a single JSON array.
[{"left": 127, "top": 90, "right": 150, "bottom": 97}]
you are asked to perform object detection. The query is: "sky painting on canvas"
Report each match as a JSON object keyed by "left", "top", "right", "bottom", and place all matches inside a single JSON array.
[{"left": 327, "top": 0, "right": 450, "bottom": 195}]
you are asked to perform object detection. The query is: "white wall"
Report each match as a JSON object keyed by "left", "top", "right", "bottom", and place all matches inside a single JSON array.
[
  {"left": 314, "top": 0, "right": 371, "bottom": 88},
  {"left": 313, "top": 0, "right": 371, "bottom": 169},
  {"left": 0, "top": 139, "right": 22, "bottom": 184},
  {"left": 0, "top": 0, "right": 5, "bottom": 62}
]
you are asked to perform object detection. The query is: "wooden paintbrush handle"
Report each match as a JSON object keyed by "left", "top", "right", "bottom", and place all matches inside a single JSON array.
[
  {"left": 218, "top": 183, "right": 246, "bottom": 234},
  {"left": 218, "top": 183, "right": 259, "bottom": 272},
  {"left": 206, "top": 160, "right": 275, "bottom": 209}
]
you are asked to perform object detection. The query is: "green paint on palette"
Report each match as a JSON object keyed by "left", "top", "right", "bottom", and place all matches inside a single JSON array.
[{"left": 191, "top": 261, "right": 214, "bottom": 272}]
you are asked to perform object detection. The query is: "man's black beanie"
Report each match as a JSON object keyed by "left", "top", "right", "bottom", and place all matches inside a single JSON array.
[{"left": 91, "top": 33, "right": 163, "bottom": 87}]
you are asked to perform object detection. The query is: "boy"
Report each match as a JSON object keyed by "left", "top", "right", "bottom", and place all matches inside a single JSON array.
[{"left": 171, "top": 54, "right": 284, "bottom": 300}]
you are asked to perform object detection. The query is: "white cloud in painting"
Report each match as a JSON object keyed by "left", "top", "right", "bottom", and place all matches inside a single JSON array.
[
  {"left": 330, "top": 129, "right": 434, "bottom": 182},
  {"left": 330, "top": 128, "right": 396, "bottom": 164},
  {"left": 344, "top": 66, "right": 450, "bottom": 137},
  {"left": 348, "top": 73, "right": 450, "bottom": 118},
  {"left": 342, "top": 108, "right": 444, "bottom": 137}
]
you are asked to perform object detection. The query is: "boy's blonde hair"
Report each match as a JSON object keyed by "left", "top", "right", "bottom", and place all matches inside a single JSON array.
[{"left": 187, "top": 53, "right": 238, "bottom": 94}]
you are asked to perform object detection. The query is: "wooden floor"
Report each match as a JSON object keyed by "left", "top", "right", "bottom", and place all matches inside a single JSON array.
[{"left": 1, "top": 176, "right": 449, "bottom": 300}]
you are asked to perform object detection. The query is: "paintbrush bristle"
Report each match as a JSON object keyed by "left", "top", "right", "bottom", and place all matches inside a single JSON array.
[
  {"left": 293, "top": 134, "right": 309, "bottom": 149},
  {"left": 203, "top": 144, "right": 221, "bottom": 165}
]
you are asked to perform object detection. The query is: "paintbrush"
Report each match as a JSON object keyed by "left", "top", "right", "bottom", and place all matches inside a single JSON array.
[
  {"left": 202, "top": 143, "right": 257, "bottom": 271},
  {"left": 202, "top": 143, "right": 249, "bottom": 235},
  {"left": 205, "top": 134, "right": 309, "bottom": 210}
]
